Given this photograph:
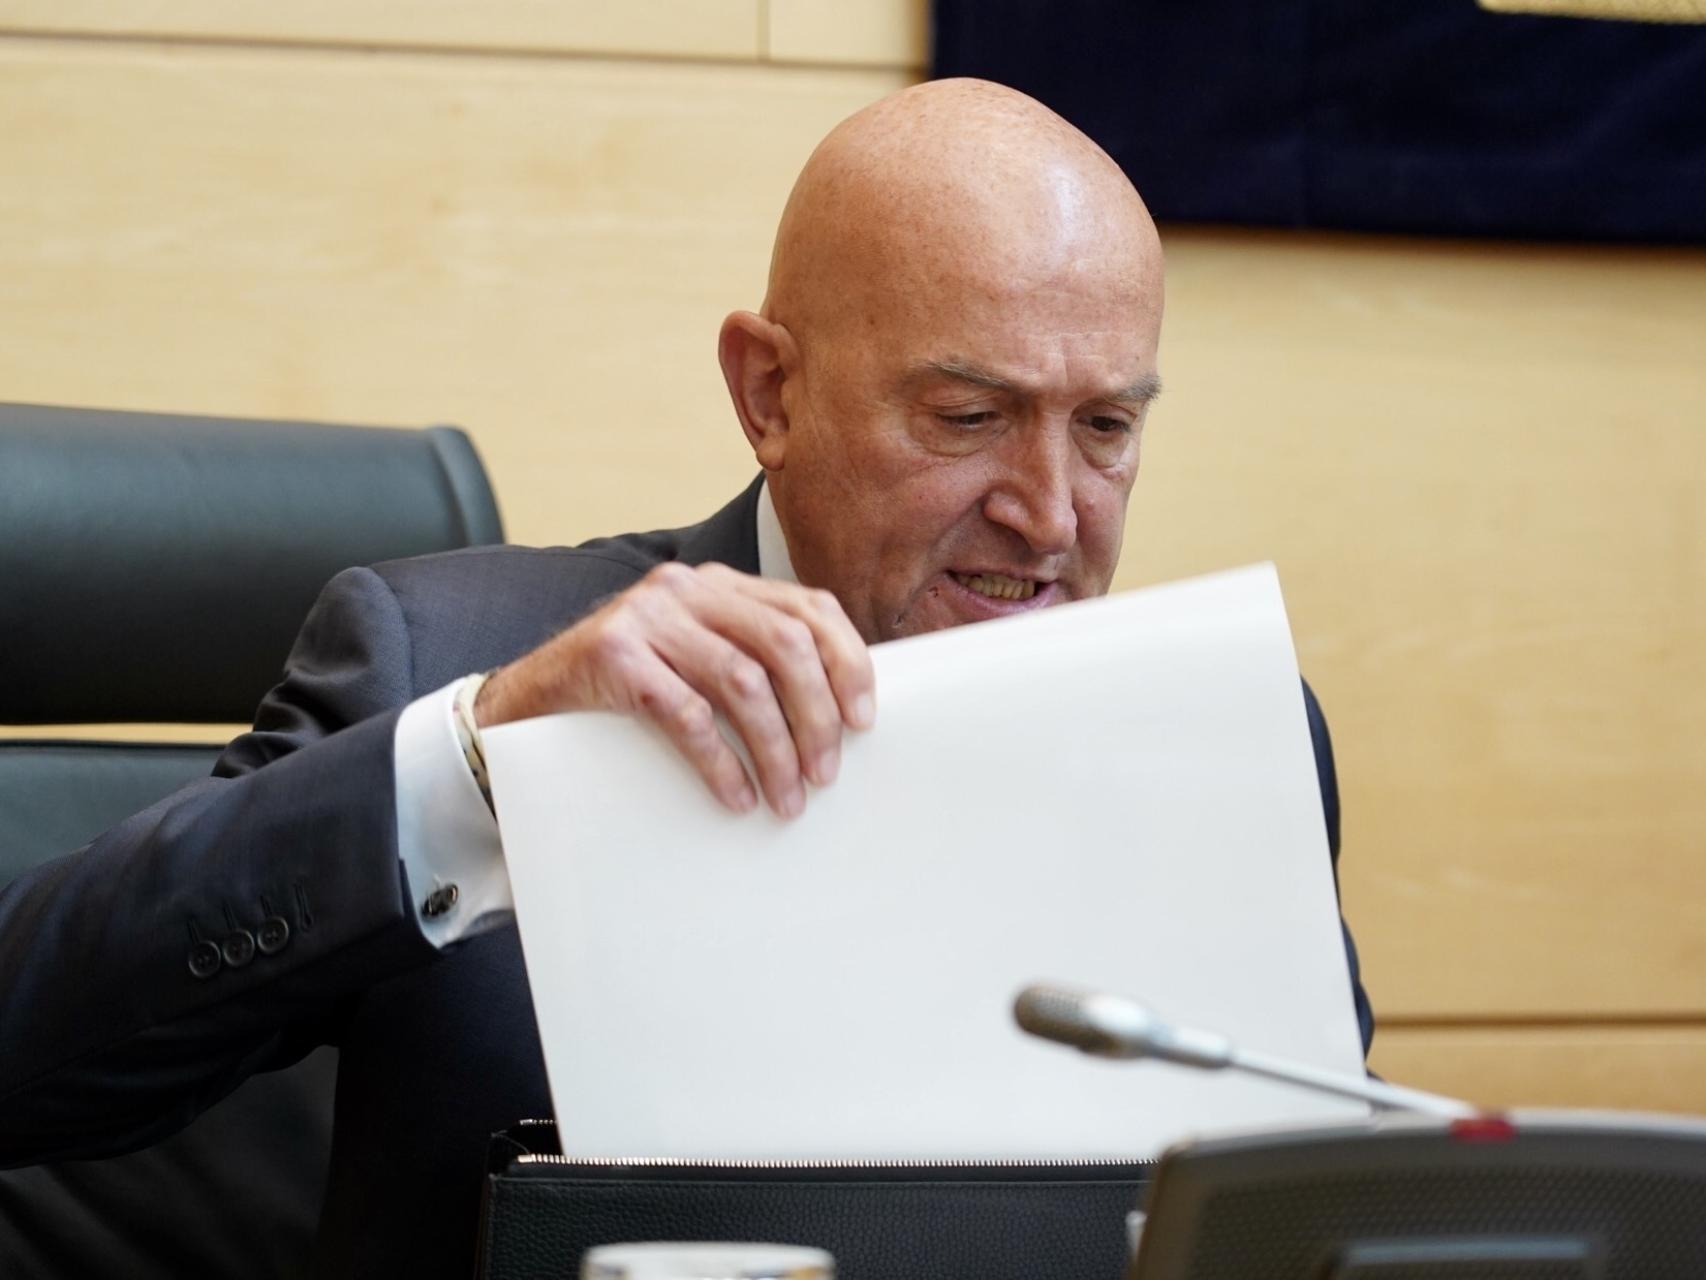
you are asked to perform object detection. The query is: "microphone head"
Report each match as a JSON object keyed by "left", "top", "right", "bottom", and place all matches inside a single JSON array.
[{"left": 1012, "top": 984, "right": 1159, "bottom": 1059}]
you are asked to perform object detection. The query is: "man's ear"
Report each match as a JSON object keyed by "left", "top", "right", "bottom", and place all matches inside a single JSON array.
[{"left": 718, "top": 310, "right": 798, "bottom": 472}]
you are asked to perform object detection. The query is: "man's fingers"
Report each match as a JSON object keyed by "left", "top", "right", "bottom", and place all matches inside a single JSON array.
[
  {"left": 683, "top": 578, "right": 863, "bottom": 790},
  {"left": 630, "top": 654, "right": 758, "bottom": 814},
  {"left": 740, "top": 577, "right": 876, "bottom": 732},
  {"left": 725, "top": 607, "right": 844, "bottom": 789},
  {"left": 692, "top": 565, "right": 875, "bottom": 731},
  {"left": 664, "top": 632, "right": 808, "bottom": 818},
  {"left": 537, "top": 562, "right": 875, "bottom": 819}
]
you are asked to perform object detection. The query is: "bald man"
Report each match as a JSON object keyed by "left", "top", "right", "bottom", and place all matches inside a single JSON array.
[
  {"left": 478, "top": 80, "right": 1163, "bottom": 811},
  {"left": 0, "top": 81, "right": 1369, "bottom": 1278}
]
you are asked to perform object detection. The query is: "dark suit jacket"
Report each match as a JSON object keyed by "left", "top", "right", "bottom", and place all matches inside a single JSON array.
[{"left": 0, "top": 477, "right": 1373, "bottom": 1278}]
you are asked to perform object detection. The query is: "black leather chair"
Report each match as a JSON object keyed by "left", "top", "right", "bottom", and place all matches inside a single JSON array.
[{"left": 0, "top": 402, "right": 504, "bottom": 1278}]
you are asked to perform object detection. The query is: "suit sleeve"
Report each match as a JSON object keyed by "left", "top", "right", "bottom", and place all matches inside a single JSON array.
[
  {"left": 1302, "top": 678, "right": 1377, "bottom": 1059},
  {"left": 0, "top": 566, "right": 441, "bottom": 1165}
]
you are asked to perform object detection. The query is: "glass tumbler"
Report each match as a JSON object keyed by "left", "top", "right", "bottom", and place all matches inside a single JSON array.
[{"left": 582, "top": 1242, "right": 833, "bottom": 1280}]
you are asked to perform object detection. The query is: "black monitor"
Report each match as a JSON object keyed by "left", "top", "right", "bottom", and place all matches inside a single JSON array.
[{"left": 1128, "top": 1110, "right": 1706, "bottom": 1279}]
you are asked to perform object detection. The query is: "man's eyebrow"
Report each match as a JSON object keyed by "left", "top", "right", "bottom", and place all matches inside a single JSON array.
[
  {"left": 1110, "top": 371, "right": 1163, "bottom": 405},
  {"left": 913, "top": 359, "right": 1016, "bottom": 393},
  {"left": 911, "top": 360, "right": 1162, "bottom": 405}
]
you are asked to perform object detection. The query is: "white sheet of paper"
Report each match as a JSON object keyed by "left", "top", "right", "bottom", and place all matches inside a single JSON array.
[{"left": 484, "top": 563, "right": 1368, "bottom": 1160}]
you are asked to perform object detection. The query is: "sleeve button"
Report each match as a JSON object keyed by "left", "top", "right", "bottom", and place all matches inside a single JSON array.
[
  {"left": 422, "top": 884, "right": 459, "bottom": 919},
  {"left": 188, "top": 941, "right": 222, "bottom": 979},
  {"left": 221, "top": 929, "right": 256, "bottom": 968},
  {"left": 257, "top": 915, "right": 291, "bottom": 954}
]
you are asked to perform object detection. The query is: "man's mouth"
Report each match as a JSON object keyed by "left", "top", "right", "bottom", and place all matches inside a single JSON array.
[{"left": 949, "top": 570, "right": 1038, "bottom": 601}]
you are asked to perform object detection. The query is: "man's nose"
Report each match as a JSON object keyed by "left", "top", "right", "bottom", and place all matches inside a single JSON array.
[{"left": 981, "top": 428, "right": 1078, "bottom": 557}]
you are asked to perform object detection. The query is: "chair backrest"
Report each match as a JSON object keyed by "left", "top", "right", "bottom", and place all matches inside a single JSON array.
[
  {"left": 0, "top": 742, "right": 222, "bottom": 889},
  {"left": 0, "top": 401, "right": 502, "bottom": 726},
  {"left": 0, "top": 403, "right": 504, "bottom": 1279}
]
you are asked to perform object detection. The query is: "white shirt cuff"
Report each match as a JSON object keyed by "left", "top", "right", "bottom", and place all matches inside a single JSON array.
[{"left": 394, "top": 677, "right": 514, "bottom": 948}]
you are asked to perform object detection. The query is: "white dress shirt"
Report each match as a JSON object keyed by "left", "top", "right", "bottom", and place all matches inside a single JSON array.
[{"left": 395, "top": 479, "right": 796, "bottom": 946}]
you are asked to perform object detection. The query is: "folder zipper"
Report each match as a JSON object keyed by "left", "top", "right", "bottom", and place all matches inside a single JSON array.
[
  {"left": 502, "top": 1120, "right": 1157, "bottom": 1172},
  {"left": 512, "top": 1154, "right": 1156, "bottom": 1171}
]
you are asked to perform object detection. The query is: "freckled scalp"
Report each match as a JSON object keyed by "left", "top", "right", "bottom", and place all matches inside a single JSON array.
[{"left": 763, "top": 79, "right": 1165, "bottom": 346}]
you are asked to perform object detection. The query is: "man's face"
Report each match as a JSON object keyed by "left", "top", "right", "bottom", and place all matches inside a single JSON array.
[{"left": 770, "top": 252, "right": 1162, "bottom": 644}]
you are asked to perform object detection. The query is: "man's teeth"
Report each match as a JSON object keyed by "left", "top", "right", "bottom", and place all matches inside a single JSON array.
[{"left": 952, "top": 571, "right": 1037, "bottom": 601}]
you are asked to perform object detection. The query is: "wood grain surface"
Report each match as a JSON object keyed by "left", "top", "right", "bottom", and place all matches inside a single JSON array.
[
  {"left": 1373, "top": 1023, "right": 1706, "bottom": 1115},
  {"left": 0, "top": 37, "right": 911, "bottom": 548},
  {"left": 1128, "top": 228, "right": 1706, "bottom": 1022},
  {"left": 0, "top": 1, "right": 765, "bottom": 61},
  {"left": 0, "top": 0, "right": 931, "bottom": 66},
  {"left": 767, "top": 0, "right": 929, "bottom": 66},
  {"left": 3, "top": 12, "right": 1704, "bottom": 1112}
]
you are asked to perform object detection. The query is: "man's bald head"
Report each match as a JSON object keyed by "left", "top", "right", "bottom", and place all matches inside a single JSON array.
[
  {"left": 719, "top": 78, "right": 1165, "bottom": 642},
  {"left": 765, "top": 78, "right": 1162, "bottom": 345}
]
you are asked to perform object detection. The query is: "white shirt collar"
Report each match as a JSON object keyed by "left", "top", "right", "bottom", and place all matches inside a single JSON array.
[{"left": 754, "top": 477, "right": 799, "bottom": 584}]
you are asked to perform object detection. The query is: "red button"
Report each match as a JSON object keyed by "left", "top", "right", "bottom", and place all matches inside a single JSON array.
[{"left": 1449, "top": 1115, "right": 1517, "bottom": 1143}]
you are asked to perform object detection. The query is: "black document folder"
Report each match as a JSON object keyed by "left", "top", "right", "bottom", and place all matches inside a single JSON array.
[{"left": 478, "top": 1121, "right": 1151, "bottom": 1280}]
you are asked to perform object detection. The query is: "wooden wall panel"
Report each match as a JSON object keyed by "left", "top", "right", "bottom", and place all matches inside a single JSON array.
[
  {"left": 0, "top": 2, "right": 762, "bottom": 60},
  {"left": 1125, "top": 228, "right": 1706, "bottom": 1022},
  {"left": 9, "top": 724, "right": 249, "bottom": 744},
  {"left": 5, "top": 15, "right": 1706, "bottom": 1120},
  {"left": 767, "top": 0, "right": 928, "bottom": 67},
  {"left": 1372, "top": 1024, "right": 1706, "bottom": 1116},
  {"left": 0, "top": 38, "right": 910, "bottom": 552}
]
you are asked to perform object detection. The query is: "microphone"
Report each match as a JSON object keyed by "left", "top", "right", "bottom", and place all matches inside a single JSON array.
[{"left": 1013, "top": 983, "right": 1478, "bottom": 1119}]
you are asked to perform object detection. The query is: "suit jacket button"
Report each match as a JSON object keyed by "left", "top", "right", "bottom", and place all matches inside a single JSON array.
[
  {"left": 257, "top": 916, "right": 291, "bottom": 954},
  {"left": 221, "top": 929, "right": 256, "bottom": 968},
  {"left": 188, "top": 941, "right": 222, "bottom": 979},
  {"left": 422, "top": 884, "right": 459, "bottom": 919}
]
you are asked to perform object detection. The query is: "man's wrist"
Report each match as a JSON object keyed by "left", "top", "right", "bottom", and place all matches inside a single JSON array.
[{"left": 473, "top": 662, "right": 522, "bottom": 729}]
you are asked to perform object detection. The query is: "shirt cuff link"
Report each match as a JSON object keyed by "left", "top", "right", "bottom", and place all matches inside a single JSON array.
[{"left": 422, "top": 882, "right": 461, "bottom": 920}]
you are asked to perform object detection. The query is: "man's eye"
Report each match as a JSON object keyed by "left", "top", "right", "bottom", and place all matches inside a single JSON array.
[
  {"left": 1085, "top": 415, "right": 1131, "bottom": 434},
  {"left": 938, "top": 412, "right": 996, "bottom": 429}
]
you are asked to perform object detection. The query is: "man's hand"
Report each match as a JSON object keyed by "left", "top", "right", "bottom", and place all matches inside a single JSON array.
[{"left": 474, "top": 562, "right": 875, "bottom": 817}]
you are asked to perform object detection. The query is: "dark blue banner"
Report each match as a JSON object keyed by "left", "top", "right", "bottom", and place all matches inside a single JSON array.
[{"left": 933, "top": 1, "right": 1706, "bottom": 242}]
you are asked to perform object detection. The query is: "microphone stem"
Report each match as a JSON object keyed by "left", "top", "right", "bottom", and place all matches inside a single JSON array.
[{"left": 1230, "top": 1047, "right": 1478, "bottom": 1118}]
